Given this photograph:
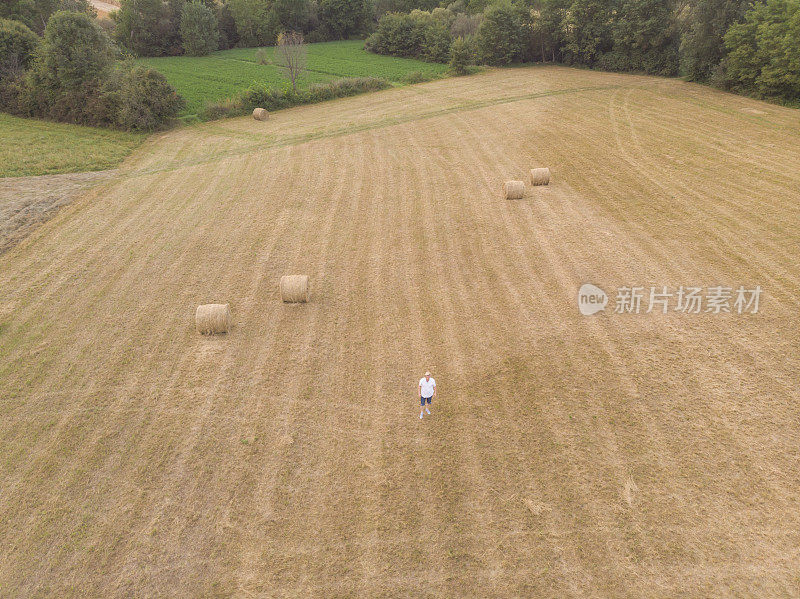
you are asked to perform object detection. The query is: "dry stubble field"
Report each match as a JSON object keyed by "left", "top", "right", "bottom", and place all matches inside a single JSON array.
[{"left": 1, "top": 66, "right": 799, "bottom": 597}]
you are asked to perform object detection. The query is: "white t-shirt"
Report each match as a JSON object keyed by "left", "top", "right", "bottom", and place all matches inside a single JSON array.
[{"left": 419, "top": 377, "right": 436, "bottom": 398}]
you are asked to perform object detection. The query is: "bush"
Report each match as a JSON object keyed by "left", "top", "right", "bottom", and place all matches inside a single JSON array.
[
  {"left": 366, "top": 12, "right": 423, "bottom": 56},
  {"left": 449, "top": 35, "right": 472, "bottom": 74},
  {"left": 365, "top": 8, "right": 453, "bottom": 62},
  {"left": 180, "top": 1, "right": 219, "bottom": 56},
  {"left": 475, "top": 2, "right": 529, "bottom": 65},
  {"left": 0, "top": 18, "right": 39, "bottom": 77},
  {"left": 400, "top": 69, "right": 436, "bottom": 83},
  {"left": 202, "top": 77, "right": 390, "bottom": 119},
  {"left": 114, "top": 65, "right": 185, "bottom": 130},
  {"left": 0, "top": 70, "right": 27, "bottom": 112}
]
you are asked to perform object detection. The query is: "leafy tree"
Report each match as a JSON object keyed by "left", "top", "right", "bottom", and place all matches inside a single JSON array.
[
  {"left": 1, "top": 0, "right": 94, "bottom": 33},
  {"left": 59, "top": 0, "right": 96, "bottom": 17},
  {"left": 724, "top": 0, "right": 800, "bottom": 100},
  {"left": 365, "top": 12, "right": 426, "bottom": 56},
  {"left": 449, "top": 34, "right": 472, "bottom": 73},
  {"left": 31, "top": 10, "right": 113, "bottom": 91},
  {"left": 680, "top": 0, "right": 750, "bottom": 81},
  {"left": 24, "top": 10, "right": 113, "bottom": 122},
  {"left": 603, "top": 0, "right": 678, "bottom": 75},
  {"left": 374, "top": 0, "right": 441, "bottom": 18},
  {"left": 562, "top": 0, "right": 612, "bottom": 65},
  {"left": 475, "top": 1, "right": 529, "bottom": 65},
  {"left": 0, "top": 18, "right": 40, "bottom": 76},
  {"left": 532, "top": 0, "right": 568, "bottom": 62},
  {"left": 216, "top": 2, "right": 239, "bottom": 49},
  {"left": 318, "top": 0, "right": 370, "bottom": 39},
  {"left": 114, "top": 0, "right": 173, "bottom": 56},
  {"left": 272, "top": 0, "right": 315, "bottom": 33},
  {"left": 227, "top": 0, "right": 278, "bottom": 47},
  {"left": 180, "top": 0, "right": 219, "bottom": 56}
]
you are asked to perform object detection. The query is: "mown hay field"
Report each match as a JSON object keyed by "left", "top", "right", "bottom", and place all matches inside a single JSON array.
[{"left": 1, "top": 66, "right": 799, "bottom": 597}]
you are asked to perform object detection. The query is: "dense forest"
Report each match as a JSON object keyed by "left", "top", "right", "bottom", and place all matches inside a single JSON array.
[
  {"left": 1, "top": 0, "right": 797, "bottom": 133},
  {"left": 367, "top": 0, "right": 800, "bottom": 102}
]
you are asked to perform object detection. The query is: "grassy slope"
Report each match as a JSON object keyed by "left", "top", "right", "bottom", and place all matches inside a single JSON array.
[
  {"left": 1, "top": 67, "right": 799, "bottom": 596},
  {"left": 0, "top": 113, "right": 144, "bottom": 178},
  {"left": 136, "top": 40, "right": 450, "bottom": 117}
]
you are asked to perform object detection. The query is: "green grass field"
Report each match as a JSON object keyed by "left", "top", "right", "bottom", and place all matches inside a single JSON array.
[
  {"left": 0, "top": 113, "right": 145, "bottom": 178},
  {"left": 136, "top": 40, "right": 451, "bottom": 117}
]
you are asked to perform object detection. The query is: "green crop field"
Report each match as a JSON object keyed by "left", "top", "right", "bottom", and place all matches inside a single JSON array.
[
  {"left": 136, "top": 40, "right": 451, "bottom": 118},
  {"left": 0, "top": 113, "right": 145, "bottom": 178}
]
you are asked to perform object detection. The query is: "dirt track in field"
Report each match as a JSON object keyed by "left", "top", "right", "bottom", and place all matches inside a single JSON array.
[{"left": 1, "top": 66, "right": 799, "bottom": 597}]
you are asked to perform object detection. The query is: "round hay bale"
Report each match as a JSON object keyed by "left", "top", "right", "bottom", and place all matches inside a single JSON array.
[
  {"left": 252, "top": 107, "right": 269, "bottom": 121},
  {"left": 531, "top": 167, "right": 551, "bottom": 186},
  {"left": 503, "top": 180, "right": 525, "bottom": 200},
  {"left": 280, "top": 275, "right": 309, "bottom": 303},
  {"left": 196, "top": 303, "right": 230, "bottom": 334}
]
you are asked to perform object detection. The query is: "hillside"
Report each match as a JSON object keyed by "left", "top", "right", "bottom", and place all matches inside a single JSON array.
[{"left": 1, "top": 66, "right": 799, "bottom": 597}]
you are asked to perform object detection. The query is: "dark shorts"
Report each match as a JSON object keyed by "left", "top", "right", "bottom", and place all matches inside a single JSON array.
[{"left": 421, "top": 395, "right": 433, "bottom": 406}]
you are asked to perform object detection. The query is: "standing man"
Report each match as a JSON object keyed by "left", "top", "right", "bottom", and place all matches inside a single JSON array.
[{"left": 419, "top": 371, "right": 436, "bottom": 419}]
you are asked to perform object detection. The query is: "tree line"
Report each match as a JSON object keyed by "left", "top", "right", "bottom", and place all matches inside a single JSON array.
[
  {"left": 112, "top": 0, "right": 377, "bottom": 56},
  {"left": 366, "top": 0, "right": 800, "bottom": 102}
]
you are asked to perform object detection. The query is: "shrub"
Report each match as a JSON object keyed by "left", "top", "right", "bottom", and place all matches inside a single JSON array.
[
  {"left": 114, "top": 65, "right": 185, "bottom": 130},
  {"left": 365, "top": 8, "right": 453, "bottom": 62},
  {"left": 0, "top": 18, "right": 39, "bottom": 77},
  {"left": 449, "top": 35, "right": 472, "bottom": 74},
  {"left": 180, "top": 0, "right": 219, "bottom": 56},
  {"left": 202, "top": 77, "right": 390, "bottom": 119},
  {"left": 475, "top": 1, "right": 529, "bottom": 65},
  {"left": 0, "top": 71, "right": 27, "bottom": 113},
  {"left": 400, "top": 69, "right": 435, "bottom": 83}
]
